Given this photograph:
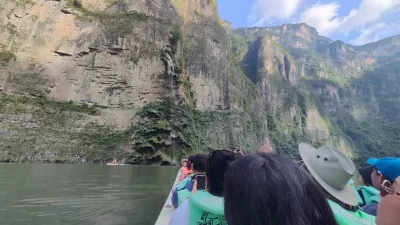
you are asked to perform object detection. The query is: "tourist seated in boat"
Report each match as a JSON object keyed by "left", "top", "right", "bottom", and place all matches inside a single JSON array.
[
  {"left": 172, "top": 154, "right": 208, "bottom": 209},
  {"left": 362, "top": 157, "right": 400, "bottom": 216},
  {"left": 359, "top": 166, "right": 374, "bottom": 187},
  {"left": 181, "top": 159, "right": 187, "bottom": 169},
  {"left": 347, "top": 166, "right": 378, "bottom": 206},
  {"left": 298, "top": 143, "right": 376, "bottom": 225},
  {"left": 355, "top": 166, "right": 381, "bottom": 206},
  {"left": 169, "top": 149, "right": 239, "bottom": 225},
  {"left": 223, "top": 152, "right": 337, "bottom": 225},
  {"left": 179, "top": 155, "right": 195, "bottom": 181},
  {"left": 376, "top": 190, "right": 400, "bottom": 225}
]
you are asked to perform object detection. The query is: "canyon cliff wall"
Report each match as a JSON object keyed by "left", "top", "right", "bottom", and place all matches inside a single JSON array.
[
  {"left": 0, "top": 0, "right": 265, "bottom": 164},
  {"left": 232, "top": 24, "right": 400, "bottom": 163},
  {"left": 1, "top": 1, "right": 399, "bottom": 165}
]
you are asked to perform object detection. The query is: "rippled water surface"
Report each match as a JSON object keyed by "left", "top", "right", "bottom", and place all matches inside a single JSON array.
[{"left": 0, "top": 164, "right": 179, "bottom": 225}]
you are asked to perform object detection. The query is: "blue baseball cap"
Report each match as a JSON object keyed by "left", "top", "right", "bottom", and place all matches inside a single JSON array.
[{"left": 367, "top": 157, "right": 400, "bottom": 181}]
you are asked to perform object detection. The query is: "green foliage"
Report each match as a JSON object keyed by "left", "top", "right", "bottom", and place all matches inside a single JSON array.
[
  {"left": 207, "top": 0, "right": 217, "bottom": 6},
  {"left": 342, "top": 58, "right": 400, "bottom": 164},
  {"left": 79, "top": 125, "right": 132, "bottom": 163},
  {"left": 132, "top": 96, "right": 265, "bottom": 161},
  {"left": 6, "top": 72, "right": 50, "bottom": 97},
  {"left": 171, "top": 25, "right": 182, "bottom": 46},
  {"left": 14, "top": 0, "right": 35, "bottom": 6},
  {"left": 229, "top": 32, "right": 250, "bottom": 61},
  {"left": 31, "top": 15, "right": 39, "bottom": 22},
  {"left": 302, "top": 53, "right": 350, "bottom": 87},
  {"left": 72, "top": 0, "right": 82, "bottom": 8},
  {"left": 238, "top": 38, "right": 261, "bottom": 83},
  {"left": 0, "top": 93, "right": 122, "bottom": 163},
  {"left": 132, "top": 99, "right": 191, "bottom": 160},
  {"left": 0, "top": 94, "right": 100, "bottom": 117},
  {"left": 0, "top": 51, "right": 16, "bottom": 66},
  {"left": 106, "top": 0, "right": 123, "bottom": 6},
  {"left": 67, "top": 0, "right": 149, "bottom": 22}
]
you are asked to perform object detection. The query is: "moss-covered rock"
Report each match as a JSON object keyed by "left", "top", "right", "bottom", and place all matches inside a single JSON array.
[{"left": 0, "top": 51, "right": 16, "bottom": 66}]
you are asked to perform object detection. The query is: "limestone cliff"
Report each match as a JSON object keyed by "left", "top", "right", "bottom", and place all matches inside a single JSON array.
[
  {"left": 2, "top": 1, "right": 399, "bottom": 165},
  {"left": 232, "top": 24, "right": 400, "bottom": 163},
  {"left": 0, "top": 0, "right": 265, "bottom": 164}
]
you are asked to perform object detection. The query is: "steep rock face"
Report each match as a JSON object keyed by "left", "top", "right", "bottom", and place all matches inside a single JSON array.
[
  {"left": 0, "top": 0, "right": 266, "bottom": 163},
  {"left": 0, "top": 0, "right": 178, "bottom": 127},
  {"left": 232, "top": 24, "right": 400, "bottom": 163},
  {"left": 171, "top": 0, "right": 266, "bottom": 152}
]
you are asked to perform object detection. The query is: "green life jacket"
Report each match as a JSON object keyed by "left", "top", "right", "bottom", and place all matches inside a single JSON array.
[
  {"left": 189, "top": 190, "right": 227, "bottom": 225},
  {"left": 328, "top": 199, "right": 376, "bottom": 225},
  {"left": 176, "top": 174, "right": 195, "bottom": 206},
  {"left": 349, "top": 180, "right": 364, "bottom": 205},
  {"left": 359, "top": 186, "right": 381, "bottom": 205},
  {"left": 178, "top": 189, "right": 191, "bottom": 206},
  {"left": 177, "top": 174, "right": 194, "bottom": 190}
]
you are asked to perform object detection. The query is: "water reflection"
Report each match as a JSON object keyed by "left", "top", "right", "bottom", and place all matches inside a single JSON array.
[{"left": 0, "top": 164, "right": 178, "bottom": 225}]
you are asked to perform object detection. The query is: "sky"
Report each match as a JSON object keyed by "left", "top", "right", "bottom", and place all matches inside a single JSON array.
[{"left": 216, "top": 0, "right": 400, "bottom": 45}]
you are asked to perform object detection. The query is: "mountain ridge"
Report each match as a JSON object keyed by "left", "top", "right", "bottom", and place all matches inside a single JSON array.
[
  {"left": 230, "top": 22, "right": 400, "bottom": 164},
  {"left": 0, "top": 0, "right": 399, "bottom": 165},
  {"left": 234, "top": 22, "right": 400, "bottom": 48}
]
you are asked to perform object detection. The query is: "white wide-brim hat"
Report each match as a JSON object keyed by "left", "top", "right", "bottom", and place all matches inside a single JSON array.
[{"left": 299, "top": 143, "right": 358, "bottom": 206}]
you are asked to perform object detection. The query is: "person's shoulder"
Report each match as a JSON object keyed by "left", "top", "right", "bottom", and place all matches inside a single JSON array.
[
  {"left": 362, "top": 203, "right": 378, "bottom": 216},
  {"left": 185, "top": 180, "right": 195, "bottom": 190}
]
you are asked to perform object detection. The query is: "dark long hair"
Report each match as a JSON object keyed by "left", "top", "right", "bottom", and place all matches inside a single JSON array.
[
  {"left": 359, "top": 166, "right": 373, "bottom": 186},
  {"left": 206, "top": 150, "right": 239, "bottom": 197},
  {"left": 224, "top": 153, "right": 338, "bottom": 225}
]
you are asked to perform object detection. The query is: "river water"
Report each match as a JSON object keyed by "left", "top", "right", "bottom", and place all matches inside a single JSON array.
[{"left": 0, "top": 163, "right": 179, "bottom": 225}]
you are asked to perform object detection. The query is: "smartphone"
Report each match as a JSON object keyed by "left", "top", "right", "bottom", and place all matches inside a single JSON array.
[{"left": 196, "top": 175, "right": 206, "bottom": 190}]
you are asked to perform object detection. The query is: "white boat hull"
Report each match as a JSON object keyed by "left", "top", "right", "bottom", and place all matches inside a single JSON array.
[
  {"left": 106, "top": 163, "right": 127, "bottom": 166},
  {"left": 154, "top": 168, "right": 182, "bottom": 225}
]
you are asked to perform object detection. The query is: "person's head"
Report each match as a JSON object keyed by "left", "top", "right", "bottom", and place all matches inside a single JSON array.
[
  {"left": 376, "top": 194, "right": 400, "bottom": 225},
  {"left": 181, "top": 159, "right": 188, "bottom": 168},
  {"left": 224, "top": 153, "right": 338, "bottom": 225},
  {"left": 192, "top": 154, "right": 208, "bottom": 174},
  {"left": 298, "top": 143, "right": 358, "bottom": 207},
  {"left": 187, "top": 155, "right": 195, "bottom": 170},
  {"left": 380, "top": 176, "right": 400, "bottom": 198},
  {"left": 205, "top": 149, "right": 239, "bottom": 197},
  {"left": 367, "top": 158, "right": 400, "bottom": 190},
  {"left": 358, "top": 166, "right": 374, "bottom": 186}
]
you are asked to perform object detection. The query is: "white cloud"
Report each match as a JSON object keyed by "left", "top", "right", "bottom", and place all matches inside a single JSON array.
[
  {"left": 299, "top": 2, "right": 342, "bottom": 36},
  {"left": 339, "top": 0, "right": 400, "bottom": 35},
  {"left": 351, "top": 23, "right": 386, "bottom": 45},
  {"left": 299, "top": 0, "right": 400, "bottom": 44},
  {"left": 248, "top": 0, "right": 303, "bottom": 26},
  {"left": 351, "top": 22, "right": 400, "bottom": 45}
]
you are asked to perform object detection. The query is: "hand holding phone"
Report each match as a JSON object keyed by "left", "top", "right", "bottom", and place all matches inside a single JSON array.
[{"left": 196, "top": 175, "right": 206, "bottom": 190}]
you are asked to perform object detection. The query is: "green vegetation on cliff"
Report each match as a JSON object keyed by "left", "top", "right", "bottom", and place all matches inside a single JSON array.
[
  {"left": 0, "top": 51, "right": 16, "bottom": 66},
  {"left": 0, "top": 93, "right": 114, "bottom": 163},
  {"left": 231, "top": 25, "right": 400, "bottom": 165},
  {"left": 67, "top": 0, "right": 150, "bottom": 22}
]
